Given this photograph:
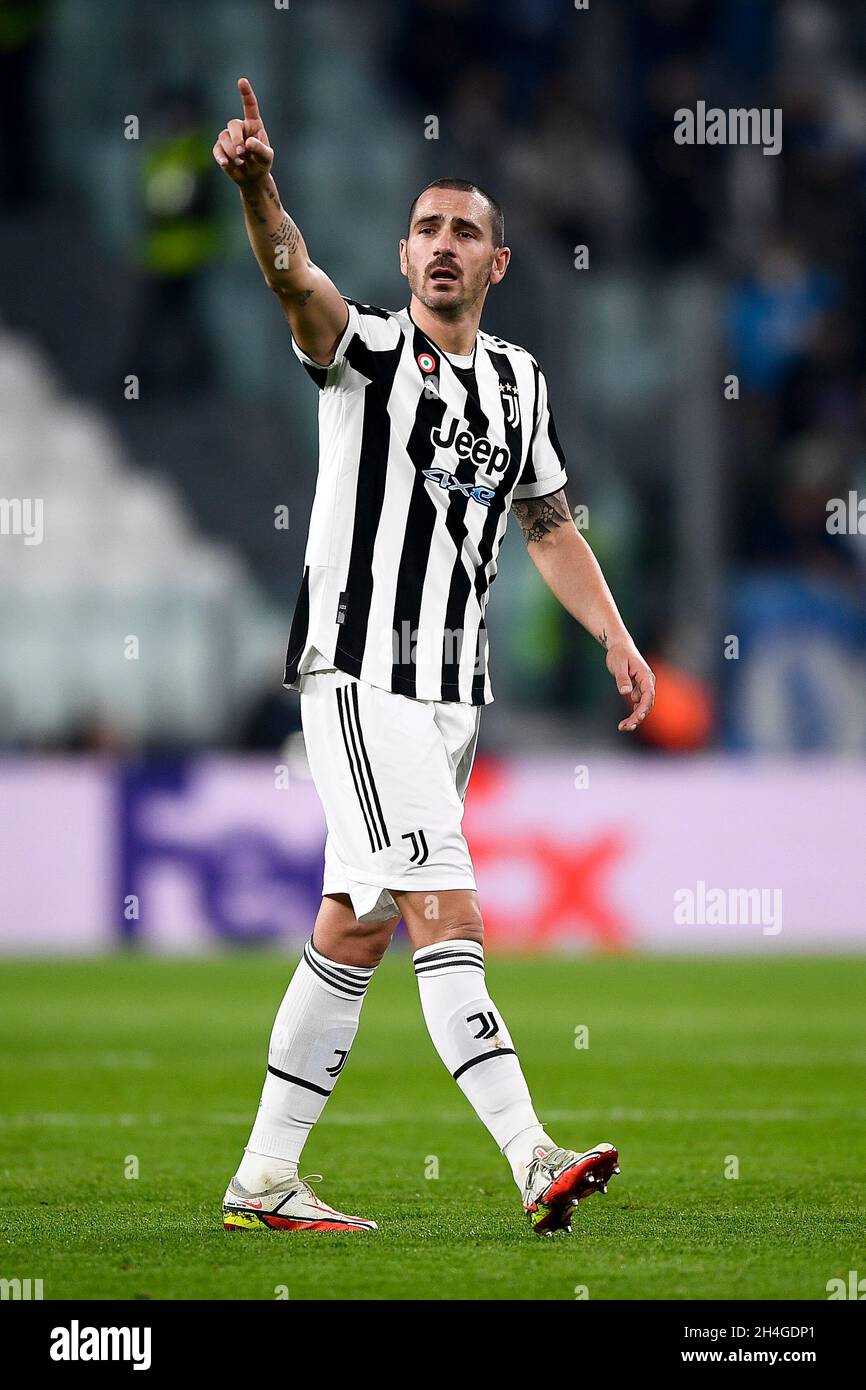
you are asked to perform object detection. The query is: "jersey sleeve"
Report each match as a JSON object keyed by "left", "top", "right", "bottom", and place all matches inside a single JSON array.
[
  {"left": 291, "top": 298, "right": 400, "bottom": 389},
  {"left": 512, "top": 364, "right": 568, "bottom": 500}
]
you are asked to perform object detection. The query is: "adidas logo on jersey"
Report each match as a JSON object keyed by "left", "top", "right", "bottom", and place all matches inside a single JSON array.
[{"left": 430, "top": 416, "right": 511, "bottom": 473}]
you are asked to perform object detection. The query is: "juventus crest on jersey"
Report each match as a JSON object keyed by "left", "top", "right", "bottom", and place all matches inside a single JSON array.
[{"left": 284, "top": 299, "right": 568, "bottom": 705}]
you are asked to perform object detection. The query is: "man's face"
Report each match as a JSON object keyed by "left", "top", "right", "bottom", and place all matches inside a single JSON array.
[{"left": 400, "top": 188, "right": 509, "bottom": 315}]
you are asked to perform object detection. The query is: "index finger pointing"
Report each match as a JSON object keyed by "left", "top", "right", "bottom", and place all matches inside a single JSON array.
[{"left": 238, "top": 77, "right": 261, "bottom": 123}]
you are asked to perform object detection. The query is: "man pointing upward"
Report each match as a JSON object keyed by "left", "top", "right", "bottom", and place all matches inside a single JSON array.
[{"left": 215, "top": 78, "right": 654, "bottom": 1236}]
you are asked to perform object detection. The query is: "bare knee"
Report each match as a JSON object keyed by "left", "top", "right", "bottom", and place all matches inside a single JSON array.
[
  {"left": 432, "top": 916, "right": 484, "bottom": 947},
  {"left": 317, "top": 919, "right": 396, "bottom": 969},
  {"left": 397, "top": 889, "right": 485, "bottom": 951},
  {"left": 313, "top": 894, "right": 398, "bottom": 968},
  {"left": 350, "top": 918, "right": 398, "bottom": 967}
]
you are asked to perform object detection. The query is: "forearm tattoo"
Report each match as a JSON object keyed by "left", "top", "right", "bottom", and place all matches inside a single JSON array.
[
  {"left": 511, "top": 488, "right": 571, "bottom": 544},
  {"left": 241, "top": 186, "right": 267, "bottom": 225},
  {"left": 241, "top": 181, "right": 281, "bottom": 226},
  {"left": 268, "top": 212, "right": 301, "bottom": 259}
]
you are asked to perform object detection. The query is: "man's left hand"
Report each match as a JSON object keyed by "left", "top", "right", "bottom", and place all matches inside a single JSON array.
[{"left": 606, "top": 641, "right": 656, "bottom": 732}]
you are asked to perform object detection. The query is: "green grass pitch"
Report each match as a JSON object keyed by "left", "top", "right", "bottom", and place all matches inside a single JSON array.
[{"left": 1, "top": 952, "right": 863, "bottom": 1301}]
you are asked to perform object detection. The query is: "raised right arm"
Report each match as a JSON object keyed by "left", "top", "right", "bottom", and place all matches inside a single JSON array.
[{"left": 213, "top": 78, "right": 349, "bottom": 366}]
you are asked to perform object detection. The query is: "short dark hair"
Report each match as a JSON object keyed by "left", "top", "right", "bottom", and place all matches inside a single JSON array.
[{"left": 407, "top": 178, "right": 505, "bottom": 249}]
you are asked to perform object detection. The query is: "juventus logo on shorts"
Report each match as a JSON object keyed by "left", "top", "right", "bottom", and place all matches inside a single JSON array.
[
  {"left": 467, "top": 1010, "right": 499, "bottom": 1040},
  {"left": 401, "top": 828, "right": 429, "bottom": 864},
  {"left": 499, "top": 380, "right": 520, "bottom": 429}
]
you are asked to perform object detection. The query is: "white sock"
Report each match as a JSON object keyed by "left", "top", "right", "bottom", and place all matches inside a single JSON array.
[
  {"left": 235, "top": 1152, "right": 299, "bottom": 1193},
  {"left": 502, "top": 1125, "right": 555, "bottom": 1189},
  {"left": 236, "top": 938, "right": 375, "bottom": 1190},
  {"left": 413, "top": 939, "right": 553, "bottom": 1190}
]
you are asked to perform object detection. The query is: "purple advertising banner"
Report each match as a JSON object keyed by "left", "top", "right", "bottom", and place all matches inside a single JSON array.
[{"left": 0, "top": 756, "right": 863, "bottom": 953}]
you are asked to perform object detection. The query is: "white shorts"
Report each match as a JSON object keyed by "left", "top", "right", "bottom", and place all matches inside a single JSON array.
[{"left": 299, "top": 668, "right": 481, "bottom": 923}]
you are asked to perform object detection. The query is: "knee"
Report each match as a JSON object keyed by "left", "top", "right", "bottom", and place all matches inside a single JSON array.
[
  {"left": 431, "top": 907, "right": 485, "bottom": 948},
  {"left": 364, "top": 921, "right": 398, "bottom": 966},
  {"left": 398, "top": 889, "right": 485, "bottom": 951},
  {"left": 348, "top": 919, "right": 396, "bottom": 968},
  {"left": 314, "top": 914, "right": 397, "bottom": 969}
]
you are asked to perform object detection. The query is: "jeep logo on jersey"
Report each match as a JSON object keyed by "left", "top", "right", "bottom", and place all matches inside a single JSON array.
[
  {"left": 423, "top": 468, "right": 495, "bottom": 506},
  {"left": 430, "top": 415, "right": 511, "bottom": 473}
]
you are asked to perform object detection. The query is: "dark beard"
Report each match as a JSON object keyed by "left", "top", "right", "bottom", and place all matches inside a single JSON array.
[{"left": 410, "top": 268, "right": 488, "bottom": 316}]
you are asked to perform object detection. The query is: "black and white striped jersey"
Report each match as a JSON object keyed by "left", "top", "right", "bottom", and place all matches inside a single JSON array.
[{"left": 284, "top": 298, "right": 568, "bottom": 705}]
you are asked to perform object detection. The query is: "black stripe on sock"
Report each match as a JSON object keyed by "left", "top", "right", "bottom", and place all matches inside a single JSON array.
[
  {"left": 414, "top": 960, "right": 485, "bottom": 976},
  {"left": 452, "top": 1048, "right": 517, "bottom": 1081},
  {"left": 414, "top": 948, "right": 484, "bottom": 965},
  {"left": 414, "top": 954, "right": 485, "bottom": 974},
  {"left": 416, "top": 944, "right": 484, "bottom": 955},
  {"left": 306, "top": 941, "right": 373, "bottom": 983},
  {"left": 303, "top": 948, "right": 369, "bottom": 997},
  {"left": 267, "top": 1064, "right": 333, "bottom": 1097}
]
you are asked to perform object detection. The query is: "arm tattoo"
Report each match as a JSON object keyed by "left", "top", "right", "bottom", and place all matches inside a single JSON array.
[
  {"left": 268, "top": 212, "right": 301, "bottom": 259},
  {"left": 511, "top": 488, "right": 571, "bottom": 545},
  {"left": 241, "top": 186, "right": 268, "bottom": 225},
  {"left": 242, "top": 182, "right": 283, "bottom": 226},
  {"left": 596, "top": 628, "right": 609, "bottom": 650}
]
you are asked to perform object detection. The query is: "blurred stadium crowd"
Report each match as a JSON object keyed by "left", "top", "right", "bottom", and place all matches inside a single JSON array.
[{"left": 1, "top": 0, "right": 865, "bottom": 753}]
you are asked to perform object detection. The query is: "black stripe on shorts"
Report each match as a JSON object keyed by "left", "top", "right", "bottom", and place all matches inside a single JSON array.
[{"left": 335, "top": 683, "right": 390, "bottom": 852}]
